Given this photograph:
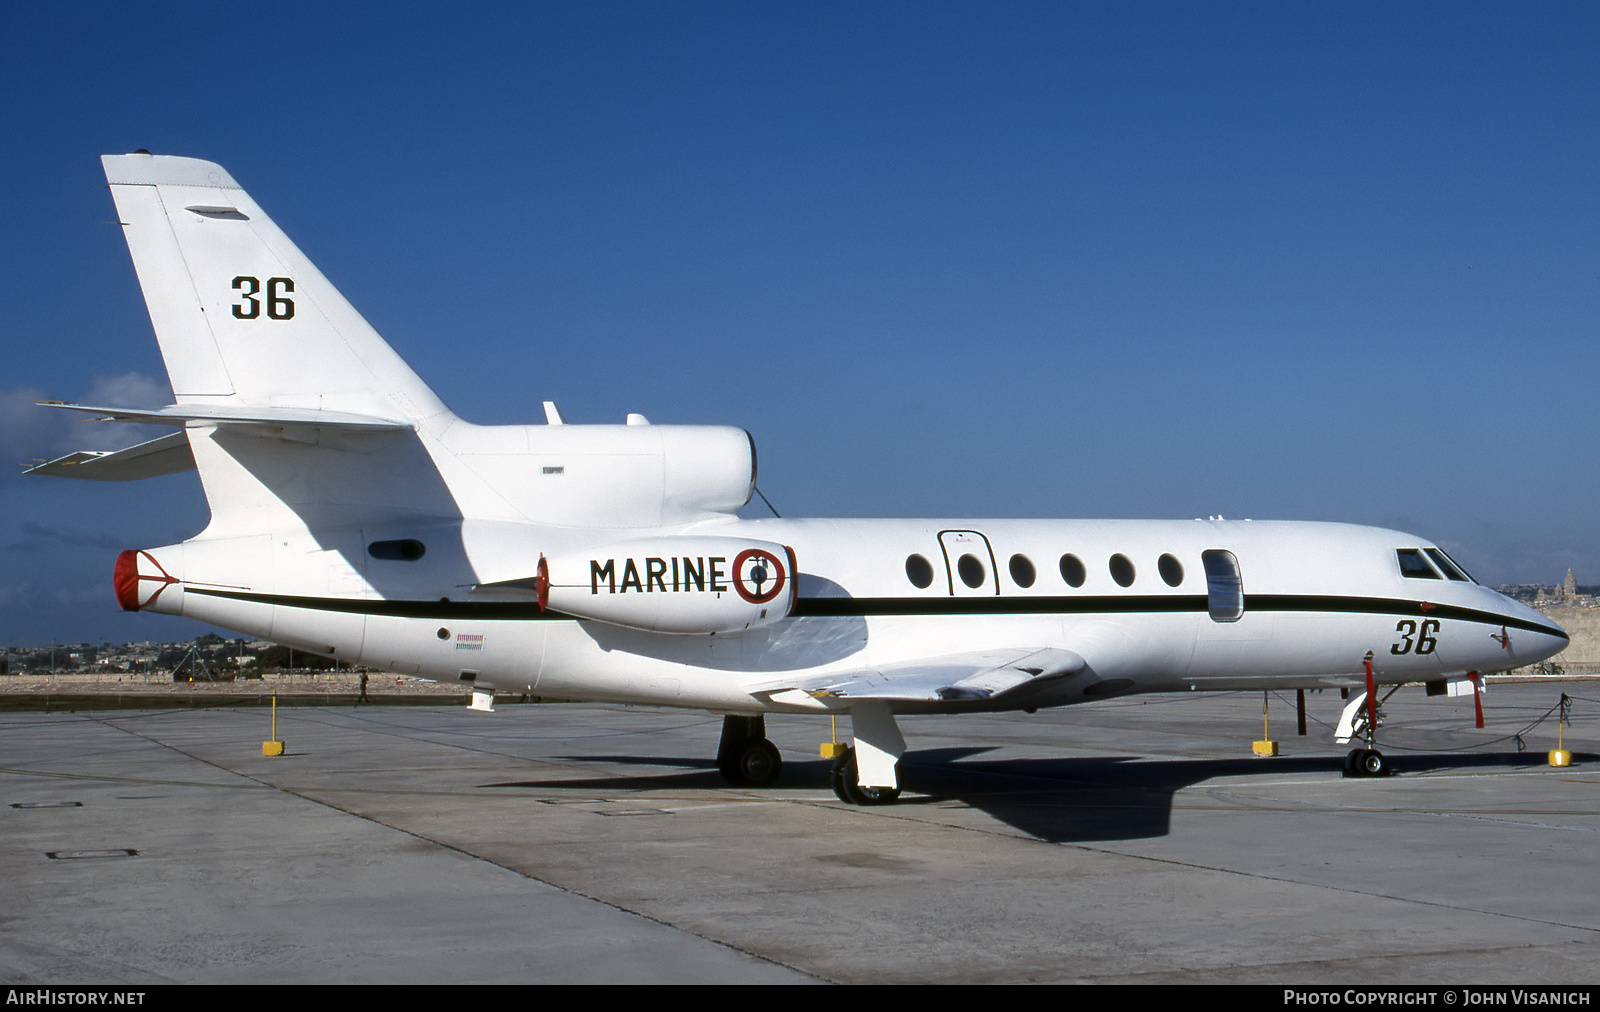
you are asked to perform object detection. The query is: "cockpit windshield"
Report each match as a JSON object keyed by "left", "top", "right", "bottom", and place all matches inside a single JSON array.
[
  {"left": 1396, "top": 548, "right": 1440, "bottom": 579},
  {"left": 1396, "top": 547, "right": 1479, "bottom": 584},
  {"left": 1425, "top": 547, "right": 1476, "bottom": 583}
]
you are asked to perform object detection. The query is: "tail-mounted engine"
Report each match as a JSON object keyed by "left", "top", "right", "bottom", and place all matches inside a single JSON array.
[
  {"left": 114, "top": 549, "right": 185, "bottom": 613},
  {"left": 536, "top": 537, "right": 797, "bottom": 634}
]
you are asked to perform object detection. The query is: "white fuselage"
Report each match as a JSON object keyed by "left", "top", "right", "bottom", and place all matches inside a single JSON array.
[{"left": 129, "top": 515, "right": 1565, "bottom": 715}]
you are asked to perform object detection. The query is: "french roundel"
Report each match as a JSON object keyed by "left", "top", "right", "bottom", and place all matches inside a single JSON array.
[{"left": 731, "top": 548, "right": 787, "bottom": 604}]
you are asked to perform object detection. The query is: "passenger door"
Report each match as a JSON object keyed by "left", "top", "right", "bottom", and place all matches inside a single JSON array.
[{"left": 938, "top": 530, "right": 999, "bottom": 597}]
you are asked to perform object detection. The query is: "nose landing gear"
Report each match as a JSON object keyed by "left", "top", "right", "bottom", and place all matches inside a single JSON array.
[
  {"left": 1344, "top": 747, "right": 1389, "bottom": 777},
  {"left": 1342, "top": 652, "right": 1392, "bottom": 778}
]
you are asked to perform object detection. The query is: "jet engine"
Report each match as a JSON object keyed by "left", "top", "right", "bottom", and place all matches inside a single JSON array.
[
  {"left": 114, "top": 549, "right": 185, "bottom": 613},
  {"left": 537, "top": 536, "right": 797, "bottom": 634}
]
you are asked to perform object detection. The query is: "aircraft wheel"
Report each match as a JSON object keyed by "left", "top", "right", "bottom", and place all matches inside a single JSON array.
[
  {"left": 854, "top": 782, "right": 901, "bottom": 805},
  {"left": 717, "top": 715, "right": 776, "bottom": 785},
  {"left": 829, "top": 747, "right": 901, "bottom": 805},
  {"left": 734, "top": 739, "right": 782, "bottom": 785},
  {"left": 829, "top": 748, "right": 855, "bottom": 803},
  {"left": 1361, "top": 749, "right": 1389, "bottom": 777},
  {"left": 1344, "top": 748, "right": 1368, "bottom": 777}
]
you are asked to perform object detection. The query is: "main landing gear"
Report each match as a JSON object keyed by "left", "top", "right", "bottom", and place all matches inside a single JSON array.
[
  {"left": 829, "top": 747, "right": 900, "bottom": 805},
  {"left": 828, "top": 700, "right": 907, "bottom": 805},
  {"left": 717, "top": 704, "right": 910, "bottom": 803},
  {"left": 717, "top": 715, "right": 782, "bottom": 786}
]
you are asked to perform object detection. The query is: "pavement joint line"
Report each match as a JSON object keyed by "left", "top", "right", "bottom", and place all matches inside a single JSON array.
[
  {"left": 1425, "top": 813, "right": 1600, "bottom": 832},
  {"left": 229, "top": 705, "right": 730, "bottom": 770},
  {"left": 262, "top": 786, "right": 833, "bottom": 983},
  {"left": 1072, "top": 940, "right": 1571, "bottom": 984},
  {"left": 0, "top": 766, "right": 273, "bottom": 790},
  {"left": 11, "top": 760, "right": 1598, "bottom": 821},
  {"left": 765, "top": 778, "right": 1600, "bottom": 939},
  {"left": 1063, "top": 839, "right": 1600, "bottom": 938},
  {"left": 65, "top": 707, "right": 836, "bottom": 985}
]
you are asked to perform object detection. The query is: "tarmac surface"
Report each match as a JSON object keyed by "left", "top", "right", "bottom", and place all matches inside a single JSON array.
[{"left": 3, "top": 681, "right": 1598, "bottom": 984}]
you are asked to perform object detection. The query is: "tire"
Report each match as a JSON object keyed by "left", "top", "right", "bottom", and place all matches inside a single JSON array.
[
  {"left": 735, "top": 739, "right": 782, "bottom": 785},
  {"left": 854, "top": 783, "right": 901, "bottom": 805},
  {"left": 830, "top": 748, "right": 856, "bottom": 803},
  {"left": 1344, "top": 748, "right": 1368, "bottom": 777},
  {"left": 829, "top": 747, "right": 901, "bottom": 805},
  {"left": 1361, "top": 750, "right": 1388, "bottom": 776}
]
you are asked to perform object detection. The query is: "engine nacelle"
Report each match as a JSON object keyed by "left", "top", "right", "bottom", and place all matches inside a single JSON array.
[
  {"left": 114, "top": 549, "right": 185, "bottom": 614},
  {"left": 541, "top": 537, "right": 797, "bottom": 634},
  {"left": 445, "top": 423, "right": 759, "bottom": 528}
]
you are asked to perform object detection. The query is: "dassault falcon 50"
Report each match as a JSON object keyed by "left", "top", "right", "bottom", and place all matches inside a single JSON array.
[{"left": 31, "top": 153, "right": 1568, "bottom": 802}]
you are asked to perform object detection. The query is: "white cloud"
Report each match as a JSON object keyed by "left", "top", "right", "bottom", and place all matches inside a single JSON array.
[{"left": 1, "top": 372, "right": 171, "bottom": 481}]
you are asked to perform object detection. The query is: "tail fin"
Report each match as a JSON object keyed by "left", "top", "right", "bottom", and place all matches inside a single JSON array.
[
  {"left": 94, "top": 154, "right": 754, "bottom": 540},
  {"left": 102, "top": 153, "right": 452, "bottom": 429}
]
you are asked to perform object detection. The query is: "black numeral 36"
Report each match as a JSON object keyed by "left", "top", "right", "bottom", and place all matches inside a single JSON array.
[
  {"left": 1391, "top": 618, "right": 1439, "bottom": 655},
  {"left": 232, "top": 276, "right": 295, "bottom": 320}
]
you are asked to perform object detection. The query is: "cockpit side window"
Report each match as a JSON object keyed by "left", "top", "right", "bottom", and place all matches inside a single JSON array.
[
  {"left": 1396, "top": 548, "right": 1441, "bottom": 579},
  {"left": 1424, "top": 547, "right": 1474, "bottom": 583}
]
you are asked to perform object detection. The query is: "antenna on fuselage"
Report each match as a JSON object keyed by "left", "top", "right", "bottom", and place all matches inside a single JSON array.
[{"left": 754, "top": 486, "right": 781, "bottom": 518}]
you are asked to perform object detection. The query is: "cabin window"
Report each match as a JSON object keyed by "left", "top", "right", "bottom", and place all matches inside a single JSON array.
[
  {"left": 369, "top": 539, "right": 426, "bottom": 561},
  {"left": 1059, "top": 554, "right": 1086, "bottom": 588},
  {"left": 1109, "top": 554, "right": 1136, "bottom": 587},
  {"left": 1009, "top": 554, "right": 1036, "bottom": 588},
  {"left": 1396, "top": 549, "right": 1441, "bottom": 579},
  {"left": 958, "top": 553, "right": 987, "bottom": 589},
  {"left": 1158, "top": 553, "right": 1184, "bottom": 587},
  {"left": 1201, "top": 549, "right": 1243, "bottom": 622},
  {"left": 905, "top": 554, "right": 935, "bottom": 589},
  {"left": 1424, "top": 548, "right": 1472, "bottom": 583}
]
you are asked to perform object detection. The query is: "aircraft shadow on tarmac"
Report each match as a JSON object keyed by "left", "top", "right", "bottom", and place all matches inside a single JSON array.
[{"left": 483, "top": 748, "right": 1588, "bottom": 843}]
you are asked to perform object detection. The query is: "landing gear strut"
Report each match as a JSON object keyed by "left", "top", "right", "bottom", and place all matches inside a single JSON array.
[
  {"left": 717, "top": 715, "right": 782, "bottom": 786},
  {"left": 1342, "top": 652, "right": 1391, "bottom": 778},
  {"left": 828, "top": 701, "right": 907, "bottom": 804},
  {"left": 829, "top": 747, "right": 901, "bottom": 805}
]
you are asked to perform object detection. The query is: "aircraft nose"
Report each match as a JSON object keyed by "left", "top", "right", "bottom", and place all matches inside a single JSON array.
[
  {"left": 1521, "top": 623, "right": 1569, "bottom": 666},
  {"left": 1496, "top": 598, "right": 1568, "bottom": 669}
]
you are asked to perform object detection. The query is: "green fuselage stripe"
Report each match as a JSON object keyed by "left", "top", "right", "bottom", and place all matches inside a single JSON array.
[{"left": 180, "top": 586, "right": 1566, "bottom": 640}]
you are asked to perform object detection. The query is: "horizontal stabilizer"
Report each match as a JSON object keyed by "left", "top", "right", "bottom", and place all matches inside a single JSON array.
[
  {"left": 38, "top": 401, "right": 411, "bottom": 431},
  {"left": 748, "top": 647, "right": 1086, "bottom": 705},
  {"left": 25, "top": 431, "right": 196, "bottom": 481}
]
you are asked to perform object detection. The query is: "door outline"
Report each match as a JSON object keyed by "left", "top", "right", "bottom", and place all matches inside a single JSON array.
[{"left": 937, "top": 530, "right": 1000, "bottom": 596}]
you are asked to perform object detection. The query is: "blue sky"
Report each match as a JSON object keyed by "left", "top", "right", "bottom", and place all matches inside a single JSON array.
[{"left": 3, "top": 2, "right": 1597, "bottom": 645}]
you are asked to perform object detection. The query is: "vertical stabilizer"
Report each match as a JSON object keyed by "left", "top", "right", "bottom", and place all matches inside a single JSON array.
[
  {"left": 102, "top": 153, "right": 453, "bottom": 429},
  {"left": 94, "top": 154, "right": 756, "bottom": 538}
]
